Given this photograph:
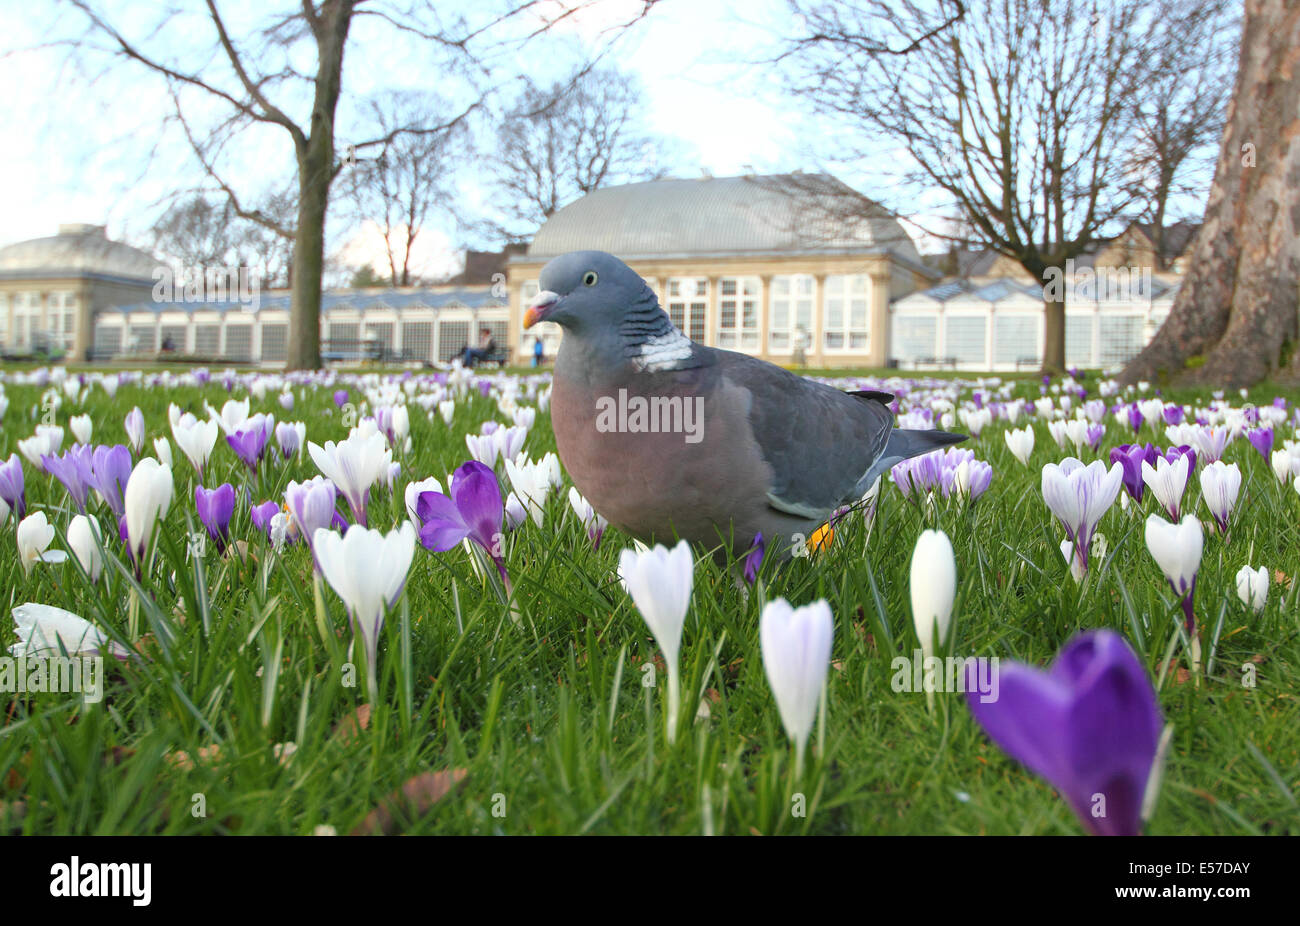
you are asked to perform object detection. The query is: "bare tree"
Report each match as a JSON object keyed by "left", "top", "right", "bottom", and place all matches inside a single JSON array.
[
  {"left": 777, "top": 0, "right": 1226, "bottom": 372},
  {"left": 1124, "top": 0, "right": 1237, "bottom": 270},
  {"left": 339, "top": 92, "right": 464, "bottom": 286},
  {"left": 480, "top": 66, "right": 674, "bottom": 241},
  {"left": 1123, "top": 0, "right": 1300, "bottom": 388},
  {"left": 63, "top": 1, "right": 662, "bottom": 368},
  {"left": 151, "top": 197, "right": 247, "bottom": 272},
  {"left": 153, "top": 191, "right": 297, "bottom": 288}
]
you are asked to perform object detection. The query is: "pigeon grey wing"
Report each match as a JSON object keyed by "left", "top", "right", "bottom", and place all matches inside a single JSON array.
[{"left": 714, "top": 351, "right": 893, "bottom": 520}]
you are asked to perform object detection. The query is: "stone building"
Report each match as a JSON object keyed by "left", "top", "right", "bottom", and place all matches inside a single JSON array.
[
  {"left": 0, "top": 224, "right": 162, "bottom": 359},
  {"left": 506, "top": 174, "right": 938, "bottom": 368}
]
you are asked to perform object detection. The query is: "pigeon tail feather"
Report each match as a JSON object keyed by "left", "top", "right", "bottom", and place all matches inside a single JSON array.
[{"left": 855, "top": 427, "right": 968, "bottom": 494}]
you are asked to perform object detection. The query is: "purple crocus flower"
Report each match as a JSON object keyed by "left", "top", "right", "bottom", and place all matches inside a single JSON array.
[
  {"left": 0, "top": 453, "right": 26, "bottom": 519},
  {"left": 90, "top": 444, "right": 133, "bottom": 518},
  {"left": 742, "top": 532, "right": 766, "bottom": 585},
  {"left": 275, "top": 422, "right": 301, "bottom": 460},
  {"left": 1126, "top": 405, "right": 1144, "bottom": 434},
  {"left": 333, "top": 390, "right": 349, "bottom": 408},
  {"left": 1085, "top": 423, "right": 1105, "bottom": 453},
  {"left": 227, "top": 425, "right": 270, "bottom": 471},
  {"left": 41, "top": 445, "right": 95, "bottom": 513},
  {"left": 1163, "top": 444, "right": 1197, "bottom": 473},
  {"left": 250, "top": 499, "right": 281, "bottom": 538},
  {"left": 124, "top": 406, "right": 145, "bottom": 454},
  {"left": 195, "top": 484, "right": 236, "bottom": 553},
  {"left": 416, "top": 460, "right": 507, "bottom": 580},
  {"left": 966, "top": 629, "right": 1163, "bottom": 836},
  {"left": 1162, "top": 405, "right": 1184, "bottom": 427},
  {"left": 1109, "top": 444, "right": 1157, "bottom": 503},
  {"left": 960, "top": 459, "right": 994, "bottom": 500},
  {"left": 1246, "top": 427, "right": 1274, "bottom": 461},
  {"left": 285, "top": 477, "right": 339, "bottom": 561},
  {"left": 118, "top": 515, "right": 132, "bottom": 564}
]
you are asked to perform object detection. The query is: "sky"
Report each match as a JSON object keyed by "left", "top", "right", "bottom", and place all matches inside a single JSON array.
[
  {"left": 0, "top": 0, "right": 850, "bottom": 276},
  {"left": 0, "top": 0, "right": 1218, "bottom": 278}
]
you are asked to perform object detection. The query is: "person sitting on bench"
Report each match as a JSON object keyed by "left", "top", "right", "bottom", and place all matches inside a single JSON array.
[{"left": 460, "top": 327, "right": 496, "bottom": 367}]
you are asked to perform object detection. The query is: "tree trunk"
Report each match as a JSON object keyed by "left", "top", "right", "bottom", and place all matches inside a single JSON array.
[
  {"left": 287, "top": 147, "right": 329, "bottom": 370},
  {"left": 1043, "top": 294, "right": 1066, "bottom": 374},
  {"left": 1122, "top": 0, "right": 1300, "bottom": 388},
  {"left": 286, "top": 0, "right": 352, "bottom": 371}
]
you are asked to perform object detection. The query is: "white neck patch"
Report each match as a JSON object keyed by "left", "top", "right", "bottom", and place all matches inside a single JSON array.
[{"left": 632, "top": 328, "right": 694, "bottom": 372}]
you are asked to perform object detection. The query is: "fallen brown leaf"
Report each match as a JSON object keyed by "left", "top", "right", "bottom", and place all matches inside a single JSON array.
[
  {"left": 332, "top": 704, "right": 372, "bottom": 746},
  {"left": 351, "top": 768, "right": 468, "bottom": 835}
]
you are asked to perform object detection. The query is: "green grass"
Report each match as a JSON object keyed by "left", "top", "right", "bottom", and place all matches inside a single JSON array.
[{"left": 0, "top": 369, "right": 1297, "bottom": 835}]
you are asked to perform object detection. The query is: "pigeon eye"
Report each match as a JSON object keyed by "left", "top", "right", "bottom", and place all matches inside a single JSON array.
[{"left": 583, "top": 271, "right": 598, "bottom": 287}]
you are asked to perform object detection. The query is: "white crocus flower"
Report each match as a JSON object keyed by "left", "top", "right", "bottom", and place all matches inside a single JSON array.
[
  {"left": 69, "top": 414, "right": 93, "bottom": 446},
  {"left": 208, "top": 397, "right": 250, "bottom": 435},
  {"left": 308, "top": 432, "right": 391, "bottom": 525},
  {"left": 1047, "top": 419, "right": 1068, "bottom": 449},
  {"left": 312, "top": 522, "right": 416, "bottom": 702},
  {"left": 911, "top": 529, "right": 955, "bottom": 661},
  {"left": 10, "top": 602, "right": 128, "bottom": 658},
  {"left": 504, "top": 456, "right": 553, "bottom": 528},
  {"left": 404, "top": 476, "right": 444, "bottom": 525},
  {"left": 17, "top": 511, "right": 68, "bottom": 574},
  {"left": 1199, "top": 460, "right": 1241, "bottom": 533},
  {"left": 1235, "top": 565, "right": 1268, "bottom": 613},
  {"left": 67, "top": 514, "right": 104, "bottom": 582},
  {"left": 618, "top": 539, "right": 694, "bottom": 745},
  {"left": 172, "top": 416, "right": 219, "bottom": 478},
  {"left": 1144, "top": 514, "right": 1203, "bottom": 599},
  {"left": 153, "top": 436, "right": 173, "bottom": 470},
  {"left": 1004, "top": 425, "right": 1034, "bottom": 466},
  {"left": 760, "top": 597, "right": 834, "bottom": 775},
  {"left": 123, "top": 458, "right": 174, "bottom": 561},
  {"left": 1141, "top": 454, "right": 1190, "bottom": 520}
]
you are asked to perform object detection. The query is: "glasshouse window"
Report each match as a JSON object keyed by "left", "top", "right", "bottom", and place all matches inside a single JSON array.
[
  {"left": 402, "top": 321, "right": 433, "bottom": 361},
  {"left": 1065, "top": 315, "right": 1095, "bottom": 367},
  {"left": 717, "top": 277, "right": 760, "bottom": 351},
  {"left": 1098, "top": 315, "right": 1145, "bottom": 366},
  {"left": 893, "top": 315, "right": 938, "bottom": 362},
  {"left": 824, "top": 274, "right": 870, "bottom": 351},
  {"left": 993, "top": 315, "right": 1041, "bottom": 365},
  {"left": 945, "top": 315, "right": 987, "bottom": 365},
  {"left": 261, "top": 324, "right": 288, "bottom": 363},
  {"left": 769, "top": 275, "right": 814, "bottom": 351},
  {"left": 666, "top": 277, "right": 708, "bottom": 343}
]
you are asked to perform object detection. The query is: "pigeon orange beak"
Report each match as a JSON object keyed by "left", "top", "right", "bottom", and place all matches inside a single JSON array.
[{"left": 524, "top": 290, "right": 559, "bottom": 328}]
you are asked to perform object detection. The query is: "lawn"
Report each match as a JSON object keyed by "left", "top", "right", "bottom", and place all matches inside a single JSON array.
[{"left": 0, "top": 365, "right": 1297, "bottom": 835}]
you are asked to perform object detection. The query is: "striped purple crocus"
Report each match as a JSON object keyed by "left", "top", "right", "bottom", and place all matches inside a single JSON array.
[
  {"left": 416, "top": 460, "right": 507, "bottom": 581},
  {"left": 43, "top": 445, "right": 96, "bottom": 513},
  {"left": 90, "top": 444, "right": 133, "bottom": 519},
  {"left": 0, "top": 453, "right": 26, "bottom": 519}
]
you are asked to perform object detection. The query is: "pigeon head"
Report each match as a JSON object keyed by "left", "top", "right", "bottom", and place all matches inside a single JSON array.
[{"left": 524, "top": 251, "right": 655, "bottom": 335}]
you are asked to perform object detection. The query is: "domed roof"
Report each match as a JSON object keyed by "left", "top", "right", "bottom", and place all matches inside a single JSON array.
[
  {"left": 527, "top": 173, "right": 922, "bottom": 263},
  {"left": 0, "top": 224, "right": 162, "bottom": 281}
]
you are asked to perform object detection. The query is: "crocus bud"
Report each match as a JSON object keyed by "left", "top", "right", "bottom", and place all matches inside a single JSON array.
[
  {"left": 911, "top": 529, "right": 955, "bottom": 658},
  {"left": 760, "top": 597, "right": 833, "bottom": 775},
  {"left": 1235, "top": 565, "right": 1268, "bottom": 613},
  {"left": 68, "top": 513, "right": 104, "bottom": 582}
]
